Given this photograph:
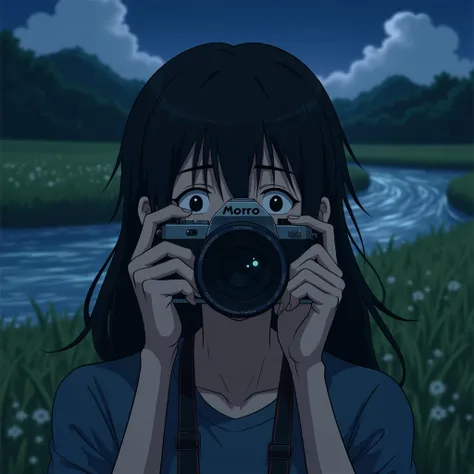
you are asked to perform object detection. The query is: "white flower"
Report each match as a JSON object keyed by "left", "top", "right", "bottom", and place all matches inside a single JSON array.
[
  {"left": 28, "top": 456, "right": 38, "bottom": 465},
  {"left": 466, "top": 414, "right": 473, "bottom": 421},
  {"left": 427, "top": 359, "right": 434, "bottom": 365},
  {"left": 11, "top": 401, "right": 20, "bottom": 409},
  {"left": 34, "top": 435, "right": 44, "bottom": 444},
  {"left": 424, "top": 286, "right": 431, "bottom": 293},
  {"left": 7, "top": 425, "right": 23, "bottom": 439},
  {"left": 15, "top": 410, "right": 28, "bottom": 422},
  {"left": 386, "top": 276, "right": 396, "bottom": 284},
  {"left": 429, "top": 380, "right": 447, "bottom": 397},
  {"left": 407, "top": 305, "right": 414, "bottom": 312},
  {"left": 425, "top": 270, "right": 432, "bottom": 276},
  {"left": 447, "top": 405, "right": 455, "bottom": 413},
  {"left": 452, "top": 392, "right": 460, "bottom": 401},
  {"left": 406, "top": 280, "right": 413, "bottom": 286},
  {"left": 447, "top": 280, "right": 461, "bottom": 292},
  {"left": 382, "top": 353, "right": 394, "bottom": 362},
  {"left": 429, "top": 405, "right": 447, "bottom": 421},
  {"left": 28, "top": 172, "right": 36, "bottom": 181},
  {"left": 412, "top": 291, "right": 425, "bottom": 302},
  {"left": 433, "top": 349, "right": 443, "bottom": 358},
  {"left": 32, "top": 408, "right": 51, "bottom": 425},
  {"left": 47, "top": 181, "right": 55, "bottom": 187}
]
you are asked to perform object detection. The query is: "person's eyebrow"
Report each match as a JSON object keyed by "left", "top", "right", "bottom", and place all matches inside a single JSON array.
[
  {"left": 253, "top": 165, "right": 295, "bottom": 174},
  {"left": 177, "top": 164, "right": 214, "bottom": 175}
]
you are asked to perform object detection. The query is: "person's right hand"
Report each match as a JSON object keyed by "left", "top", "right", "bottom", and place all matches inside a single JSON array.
[{"left": 128, "top": 204, "right": 199, "bottom": 360}]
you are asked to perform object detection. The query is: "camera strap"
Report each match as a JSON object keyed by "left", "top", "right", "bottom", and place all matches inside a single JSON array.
[{"left": 176, "top": 334, "right": 295, "bottom": 474}]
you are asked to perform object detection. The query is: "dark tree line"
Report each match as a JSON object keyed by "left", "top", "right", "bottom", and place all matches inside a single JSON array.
[{"left": 1, "top": 30, "right": 473, "bottom": 143}]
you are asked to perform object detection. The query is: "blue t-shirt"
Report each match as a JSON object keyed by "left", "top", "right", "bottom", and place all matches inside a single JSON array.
[{"left": 47, "top": 341, "right": 417, "bottom": 474}]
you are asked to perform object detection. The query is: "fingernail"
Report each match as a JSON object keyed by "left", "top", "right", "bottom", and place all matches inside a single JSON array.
[{"left": 288, "top": 215, "right": 298, "bottom": 220}]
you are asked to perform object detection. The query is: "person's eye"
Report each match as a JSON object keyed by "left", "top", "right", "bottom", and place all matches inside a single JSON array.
[
  {"left": 175, "top": 188, "right": 211, "bottom": 214},
  {"left": 261, "top": 189, "right": 297, "bottom": 215}
]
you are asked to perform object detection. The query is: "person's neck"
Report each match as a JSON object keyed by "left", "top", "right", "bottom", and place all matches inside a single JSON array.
[{"left": 194, "top": 305, "right": 283, "bottom": 406}]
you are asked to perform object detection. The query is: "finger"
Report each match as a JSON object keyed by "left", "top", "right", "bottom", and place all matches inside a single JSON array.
[
  {"left": 134, "top": 258, "right": 199, "bottom": 294},
  {"left": 129, "top": 241, "right": 195, "bottom": 274},
  {"left": 132, "top": 205, "right": 192, "bottom": 259},
  {"left": 290, "top": 243, "right": 342, "bottom": 277},
  {"left": 293, "top": 259, "right": 345, "bottom": 290},
  {"left": 288, "top": 215, "right": 337, "bottom": 264},
  {"left": 143, "top": 279, "right": 196, "bottom": 306},
  {"left": 286, "top": 269, "right": 343, "bottom": 301},
  {"left": 275, "top": 290, "right": 292, "bottom": 315},
  {"left": 290, "top": 282, "right": 339, "bottom": 311}
]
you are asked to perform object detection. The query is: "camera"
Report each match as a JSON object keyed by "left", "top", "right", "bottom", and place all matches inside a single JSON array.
[{"left": 162, "top": 199, "right": 316, "bottom": 318}]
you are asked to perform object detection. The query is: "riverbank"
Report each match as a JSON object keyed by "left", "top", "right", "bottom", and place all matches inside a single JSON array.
[
  {"left": 346, "top": 144, "right": 473, "bottom": 169},
  {"left": 0, "top": 139, "right": 369, "bottom": 228},
  {"left": 446, "top": 172, "right": 474, "bottom": 216},
  {"left": 2, "top": 140, "right": 472, "bottom": 168},
  {"left": 2, "top": 140, "right": 472, "bottom": 228},
  {"left": 2, "top": 220, "right": 473, "bottom": 474}
]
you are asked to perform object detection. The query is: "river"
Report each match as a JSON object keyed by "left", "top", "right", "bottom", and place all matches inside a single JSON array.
[{"left": 0, "top": 166, "right": 471, "bottom": 325}]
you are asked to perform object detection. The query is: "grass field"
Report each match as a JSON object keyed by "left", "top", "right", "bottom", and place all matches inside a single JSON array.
[
  {"left": 1, "top": 220, "right": 473, "bottom": 474},
  {"left": 0, "top": 139, "right": 372, "bottom": 228},
  {"left": 447, "top": 172, "right": 474, "bottom": 216},
  {"left": 2, "top": 140, "right": 472, "bottom": 168},
  {"left": 1, "top": 140, "right": 473, "bottom": 228}
]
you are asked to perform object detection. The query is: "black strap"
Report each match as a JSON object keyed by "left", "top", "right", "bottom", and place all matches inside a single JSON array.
[
  {"left": 176, "top": 334, "right": 294, "bottom": 474},
  {"left": 268, "top": 356, "right": 294, "bottom": 474},
  {"left": 176, "top": 335, "right": 201, "bottom": 474}
]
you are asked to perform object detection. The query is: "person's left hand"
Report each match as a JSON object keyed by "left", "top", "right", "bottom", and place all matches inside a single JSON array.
[{"left": 276, "top": 215, "right": 345, "bottom": 370}]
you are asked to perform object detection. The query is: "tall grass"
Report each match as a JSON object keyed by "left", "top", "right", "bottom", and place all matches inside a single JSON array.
[{"left": 1, "top": 221, "right": 473, "bottom": 474}]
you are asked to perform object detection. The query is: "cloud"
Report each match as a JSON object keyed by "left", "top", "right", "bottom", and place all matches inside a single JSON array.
[
  {"left": 13, "top": 0, "right": 163, "bottom": 81},
  {"left": 14, "top": 6, "right": 473, "bottom": 98},
  {"left": 320, "top": 12, "right": 474, "bottom": 99}
]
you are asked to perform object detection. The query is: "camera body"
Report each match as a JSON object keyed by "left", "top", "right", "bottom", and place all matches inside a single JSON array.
[{"left": 162, "top": 199, "right": 316, "bottom": 318}]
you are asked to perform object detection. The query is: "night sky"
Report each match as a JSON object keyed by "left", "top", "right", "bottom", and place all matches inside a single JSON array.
[{"left": 2, "top": 0, "right": 473, "bottom": 98}]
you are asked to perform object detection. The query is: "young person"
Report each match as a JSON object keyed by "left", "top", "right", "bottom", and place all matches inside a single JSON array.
[{"left": 48, "top": 42, "right": 417, "bottom": 474}]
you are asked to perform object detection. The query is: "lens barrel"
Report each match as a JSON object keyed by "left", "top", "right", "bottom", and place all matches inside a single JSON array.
[{"left": 195, "top": 222, "right": 288, "bottom": 317}]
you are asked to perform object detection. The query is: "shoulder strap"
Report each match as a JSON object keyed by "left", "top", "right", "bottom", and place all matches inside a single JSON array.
[
  {"left": 176, "top": 334, "right": 295, "bottom": 474},
  {"left": 268, "top": 356, "right": 295, "bottom": 474},
  {"left": 176, "top": 335, "right": 201, "bottom": 474}
]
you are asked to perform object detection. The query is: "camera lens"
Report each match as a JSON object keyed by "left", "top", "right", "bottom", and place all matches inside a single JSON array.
[
  {"left": 196, "top": 223, "right": 288, "bottom": 318},
  {"left": 218, "top": 246, "right": 271, "bottom": 298}
]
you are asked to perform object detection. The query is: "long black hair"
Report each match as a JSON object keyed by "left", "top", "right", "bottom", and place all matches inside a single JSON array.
[{"left": 56, "top": 43, "right": 412, "bottom": 384}]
